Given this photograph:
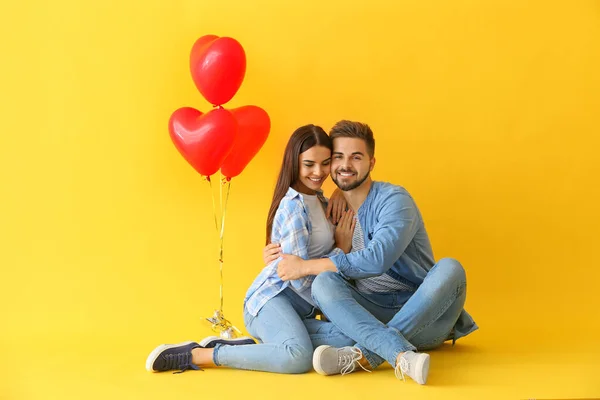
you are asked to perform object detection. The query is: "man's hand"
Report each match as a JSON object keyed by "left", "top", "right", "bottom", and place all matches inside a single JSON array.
[
  {"left": 263, "top": 243, "right": 282, "bottom": 265},
  {"left": 277, "top": 254, "right": 306, "bottom": 281},
  {"left": 326, "top": 188, "right": 347, "bottom": 224}
]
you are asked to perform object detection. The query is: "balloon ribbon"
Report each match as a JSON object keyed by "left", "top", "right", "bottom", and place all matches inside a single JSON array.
[{"left": 205, "top": 173, "right": 242, "bottom": 338}]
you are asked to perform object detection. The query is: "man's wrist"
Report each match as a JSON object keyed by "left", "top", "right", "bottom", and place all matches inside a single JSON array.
[
  {"left": 299, "top": 259, "right": 311, "bottom": 277},
  {"left": 305, "top": 258, "right": 337, "bottom": 275}
]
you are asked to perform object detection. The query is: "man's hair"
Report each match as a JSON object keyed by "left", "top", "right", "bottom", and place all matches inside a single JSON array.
[{"left": 329, "top": 120, "right": 375, "bottom": 158}]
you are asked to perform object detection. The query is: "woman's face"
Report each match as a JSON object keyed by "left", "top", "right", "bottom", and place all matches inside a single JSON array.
[{"left": 294, "top": 145, "right": 331, "bottom": 194}]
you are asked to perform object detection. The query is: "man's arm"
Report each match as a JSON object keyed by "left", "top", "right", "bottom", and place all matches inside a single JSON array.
[
  {"left": 277, "top": 208, "right": 355, "bottom": 281},
  {"left": 277, "top": 256, "right": 337, "bottom": 281},
  {"left": 330, "top": 189, "right": 420, "bottom": 279},
  {"left": 277, "top": 190, "right": 419, "bottom": 281},
  {"left": 276, "top": 228, "right": 352, "bottom": 281}
]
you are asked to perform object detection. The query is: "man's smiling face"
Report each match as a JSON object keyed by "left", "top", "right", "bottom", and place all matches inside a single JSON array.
[{"left": 331, "top": 137, "right": 375, "bottom": 191}]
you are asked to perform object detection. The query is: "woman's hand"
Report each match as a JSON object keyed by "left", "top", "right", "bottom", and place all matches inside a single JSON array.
[
  {"left": 334, "top": 210, "right": 356, "bottom": 253},
  {"left": 263, "top": 242, "right": 282, "bottom": 265},
  {"left": 326, "top": 188, "right": 347, "bottom": 224}
]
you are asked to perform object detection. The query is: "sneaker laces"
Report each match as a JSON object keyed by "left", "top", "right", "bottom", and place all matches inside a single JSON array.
[
  {"left": 164, "top": 352, "right": 201, "bottom": 374},
  {"left": 394, "top": 357, "right": 409, "bottom": 381},
  {"left": 339, "top": 347, "right": 372, "bottom": 375}
]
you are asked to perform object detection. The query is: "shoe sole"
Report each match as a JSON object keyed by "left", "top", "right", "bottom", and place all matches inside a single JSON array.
[
  {"left": 145, "top": 341, "right": 195, "bottom": 372},
  {"left": 414, "top": 353, "right": 430, "bottom": 384},
  {"left": 198, "top": 336, "right": 255, "bottom": 348},
  {"left": 312, "top": 345, "right": 332, "bottom": 375}
]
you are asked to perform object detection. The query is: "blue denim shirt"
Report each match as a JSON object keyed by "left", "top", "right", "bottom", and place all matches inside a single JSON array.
[
  {"left": 330, "top": 181, "right": 478, "bottom": 340},
  {"left": 244, "top": 187, "right": 341, "bottom": 317}
]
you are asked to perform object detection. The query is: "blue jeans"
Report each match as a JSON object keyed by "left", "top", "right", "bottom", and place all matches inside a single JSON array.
[
  {"left": 213, "top": 288, "right": 355, "bottom": 374},
  {"left": 311, "top": 257, "right": 468, "bottom": 368}
]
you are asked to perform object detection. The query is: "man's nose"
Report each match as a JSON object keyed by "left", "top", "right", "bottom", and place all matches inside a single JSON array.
[{"left": 339, "top": 158, "right": 351, "bottom": 169}]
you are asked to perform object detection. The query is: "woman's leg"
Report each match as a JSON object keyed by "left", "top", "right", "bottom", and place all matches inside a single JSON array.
[{"left": 211, "top": 291, "right": 314, "bottom": 374}]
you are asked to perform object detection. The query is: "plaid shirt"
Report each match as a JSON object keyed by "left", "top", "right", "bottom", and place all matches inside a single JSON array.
[{"left": 244, "top": 187, "right": 343, "bottom": 317}]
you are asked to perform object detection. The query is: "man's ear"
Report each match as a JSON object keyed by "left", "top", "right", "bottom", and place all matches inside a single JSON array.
[{"left": 370, "top": 157, "right": 376, "bottom": 172}]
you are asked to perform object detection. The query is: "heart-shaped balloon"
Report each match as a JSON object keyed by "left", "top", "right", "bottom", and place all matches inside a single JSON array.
[
  {"left": 190, "top": 35, "right": 246, "bottom": 106},
  {"left": 221, "top": 106, "right": 271, "bottom": 179},
  {"left": 169, "top": 107, "right": 238, "bottom": 176}
]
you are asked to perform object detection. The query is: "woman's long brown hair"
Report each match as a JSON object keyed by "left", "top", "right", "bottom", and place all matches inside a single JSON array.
[{"left": 266, "top": 124, "right": 332, "bottom": 244}]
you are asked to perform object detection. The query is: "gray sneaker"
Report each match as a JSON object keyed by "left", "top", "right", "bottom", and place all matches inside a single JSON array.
[
  {"left": 395, "top": 351, "right": 430, "bottom": 384},
  {"left": 312, "top": 345, "right": 371, "bottom": 376}
]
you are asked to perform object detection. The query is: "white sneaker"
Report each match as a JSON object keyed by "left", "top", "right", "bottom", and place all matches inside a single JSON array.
[
  {"left": 395, "top": 351, "right": 430, "bottom": 384},
  {"left": 312, "top": 345, "right": 371, "bottom": 376}
]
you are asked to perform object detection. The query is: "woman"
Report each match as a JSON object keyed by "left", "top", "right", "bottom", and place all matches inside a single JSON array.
[{"left": 146, "top": 124, "right": 356, "bottom": 374}]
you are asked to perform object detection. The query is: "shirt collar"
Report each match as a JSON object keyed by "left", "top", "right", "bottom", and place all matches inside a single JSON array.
[{"left": 284, "top": 186, "right": 324, "bottom": 200}]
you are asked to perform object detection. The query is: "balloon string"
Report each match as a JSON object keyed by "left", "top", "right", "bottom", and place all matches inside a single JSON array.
[
  {"left": 208, "top": 178, "right": 220, "bottom": 234},
  {"left": 219, "top": 176, "right": 231, "bottom": 312},
  {"left": 206, "top": 310, "right": 243, "bottom": 336},
  {"left": 219, "top": 172, "right": 223, "bottom": 312},
  {"left": 208, "top": 175, "right": 223, "bottom": 312},
  {"left": 205, "top": 174, "right": 238, "bottom": 337}
]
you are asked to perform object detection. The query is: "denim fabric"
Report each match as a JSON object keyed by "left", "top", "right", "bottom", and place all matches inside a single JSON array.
[
  {"left": 215, "top": 288, "right": 354, "bottom": 373},
  {"left": 312, "top": 258, "right": 474, "bottom": 368},
  {"left": 328, "top": 181, "right": 477, "bottom": 340}
]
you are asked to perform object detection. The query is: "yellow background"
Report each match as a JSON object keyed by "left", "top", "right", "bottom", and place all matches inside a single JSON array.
[{"left": 1, "top": 0, "right": 599, "bottom": 398}]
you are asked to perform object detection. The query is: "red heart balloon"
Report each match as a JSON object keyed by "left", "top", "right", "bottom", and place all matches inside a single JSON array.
[
  {"left": 221, "top": 106, "right": 271, "bottom": 179},
  {"left": 190, "top": 35, "right": 246, "bottom": 106},
  {"left": 169, "top": 107, "right": 238, "bottom": 176}
]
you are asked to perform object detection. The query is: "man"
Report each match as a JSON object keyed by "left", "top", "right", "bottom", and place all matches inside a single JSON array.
[{"left": 266, "top": 120, "right": 478, "bottom": 384}]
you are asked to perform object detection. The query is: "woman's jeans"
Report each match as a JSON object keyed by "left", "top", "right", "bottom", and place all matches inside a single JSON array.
[{"left": 213, "top": 287, "right": 355, "bottom": 374}]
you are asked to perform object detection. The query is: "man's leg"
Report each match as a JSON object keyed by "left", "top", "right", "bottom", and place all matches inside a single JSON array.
[
  {"left": 384, "top": 258, "right": 467, "bottom": 352},
  {"left": 303, "top": 318, "right": 356, "bottom": 348},
  {"left": 365, "top": 258, "right": 467, "bottom": 362},
  {"left": 311, "top": 258, "right": 467, "bottom": 369},
  {"left": 311, "top": 271, "right": 414, "bottom": 369}
]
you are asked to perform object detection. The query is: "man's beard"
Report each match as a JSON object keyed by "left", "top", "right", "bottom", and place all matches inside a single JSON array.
[{"left": 332, "top": 169, "right": 370, "bottom": 191}]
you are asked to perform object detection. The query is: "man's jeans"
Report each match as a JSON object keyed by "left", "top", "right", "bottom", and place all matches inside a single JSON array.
[
  {"left": 214, "top": 288, "right": 355, "bottom": 374},
  {"left": 311, "top": 257, "right": 468, "bottom": 368}
]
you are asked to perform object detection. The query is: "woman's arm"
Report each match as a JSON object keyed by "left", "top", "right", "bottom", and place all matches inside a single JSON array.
[{"left": 270, "top": 200, "right": 314, "bottom": 291}]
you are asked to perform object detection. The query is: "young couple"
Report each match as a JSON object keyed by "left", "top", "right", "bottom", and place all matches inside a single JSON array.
[{"left": 146, "top": 121, "right": 478, "bottom": 384}]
